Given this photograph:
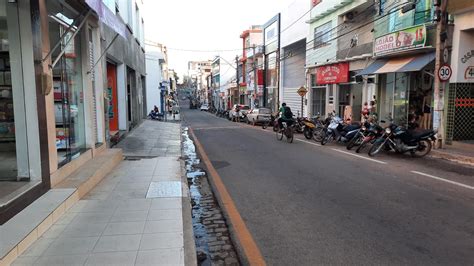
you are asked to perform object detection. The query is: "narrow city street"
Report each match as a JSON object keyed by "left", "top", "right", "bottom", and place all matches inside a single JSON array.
[{"left": 181, "top": 103, "right": 474, "bottom": 265}]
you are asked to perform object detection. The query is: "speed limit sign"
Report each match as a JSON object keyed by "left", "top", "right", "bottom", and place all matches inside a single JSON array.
[{"left": 438, "top": 64, "right": 452, "bottom": 81}]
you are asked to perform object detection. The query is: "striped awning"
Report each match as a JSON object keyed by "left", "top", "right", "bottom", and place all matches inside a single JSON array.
[{"left": 357, "top": 52, "right": 436, "bottom": 76}]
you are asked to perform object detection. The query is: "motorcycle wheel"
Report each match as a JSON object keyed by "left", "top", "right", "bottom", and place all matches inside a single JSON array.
[
  {"left": 276, "top": 128, "right": 283, "bottom": 141},
  {"left": 346, "top": 135, "right": 361, "bottom": 150},
  {"left": 286, "top": 128, "right": 294, "bottom": 143},
  {"left": 321, "top": 132, "right": 331, "bottom": 145},
  {"left": 303, "top": 128, "right": 313, "bottom": 140},
  {"left": 368, "top": 139, "right": 385, "bottom": 157},
  {"left": 313, "top": 127, "right": 324, "bottom": 142},
  {"left": 355, "top": 139, "right": 370, "bottom": 153},
  {"left": 410, "top": 140, "right": 432, "bottom": 158}
]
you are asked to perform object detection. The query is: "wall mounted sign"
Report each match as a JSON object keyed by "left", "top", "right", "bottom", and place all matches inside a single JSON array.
[
  {"left": 374, "top": 24, "right": 426, "bottom": 57},
  {"left": 316, "top": 62, "right": 349, "bottom": 84}
]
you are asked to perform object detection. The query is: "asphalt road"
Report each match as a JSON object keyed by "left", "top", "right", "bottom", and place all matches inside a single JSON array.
[{"left": 181, "top": 103, "right": 474, "bottom": 265}]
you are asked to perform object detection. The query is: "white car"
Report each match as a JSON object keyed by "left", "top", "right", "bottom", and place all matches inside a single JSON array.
[
  {"left": 200, "top": 104, "right": 209, "bottom": 111},
  {"left": 246, "top": 108, "right": 272, "bottom": 125},
  {"left": 228, "top": 104, "right": 250, "bottom": 121}
]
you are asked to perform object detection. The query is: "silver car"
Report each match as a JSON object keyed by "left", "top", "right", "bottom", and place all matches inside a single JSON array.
[{"left": 246, "top": 108, "right": 272, "bottom": 126}]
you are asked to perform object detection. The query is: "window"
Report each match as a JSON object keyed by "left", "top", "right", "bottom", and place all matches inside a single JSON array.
[
  {"left": 134, "top": 4, "right": 140, "bottom": 38},
  {"left": 313, "top": 21, "right": 332, "bottom": 48}
]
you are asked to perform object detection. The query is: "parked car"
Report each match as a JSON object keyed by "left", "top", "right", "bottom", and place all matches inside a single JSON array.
[
  {"left": 229, "top": 104, "right": 250, "bottom": 121},
  {"left": 200, "top": 104, "right": 209, "bottom": 111},
  {"left": 246, "top": 108, "right": 272, "bottom": 126}
]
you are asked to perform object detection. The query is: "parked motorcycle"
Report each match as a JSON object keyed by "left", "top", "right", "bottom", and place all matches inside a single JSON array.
[
  {"left": 368, "top": 121, "right": 436, "bottom": 157},
  {"left": 321, "top": 113, "right": 361, "bottom": 145},
  {"left": 354, "top": 121, "right": 384, "bottom": 153}
]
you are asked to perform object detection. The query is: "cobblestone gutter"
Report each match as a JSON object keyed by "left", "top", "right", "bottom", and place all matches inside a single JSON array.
[{"left": 182, "top": 127, "right": 240, "bottom": 266}]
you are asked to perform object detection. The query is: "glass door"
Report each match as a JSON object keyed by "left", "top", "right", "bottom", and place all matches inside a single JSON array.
[
  {"left": 393, "top": 73, "right": 409, "bottom": 125},
  {"left": 48, "top": 2, "right": 86, "bottom": 167}
]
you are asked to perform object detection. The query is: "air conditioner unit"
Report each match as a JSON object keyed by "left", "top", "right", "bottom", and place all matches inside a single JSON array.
[{"left": 343, "top": 12, "right": 355, "bottom": 23}]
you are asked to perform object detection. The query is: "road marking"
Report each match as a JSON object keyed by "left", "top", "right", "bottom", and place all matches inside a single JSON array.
[
  {"left": 189, "top": 127, "right": 266, "bottom": 266},
  {"left": 411, "top": 171, "right": 474, "bottom": 190},
  {"left": 193, "top": 126, "right": 242, "bottom": 131},
  {"left": 295, "top": 138, "right": 321, "bottom": 147},
  {"left": 331, "top": 148, "right": 387, "bottom": 164}
]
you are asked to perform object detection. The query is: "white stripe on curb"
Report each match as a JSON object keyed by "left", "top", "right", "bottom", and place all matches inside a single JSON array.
[
  {"left": 331, "top": 148, "right": 387, "bottom": 164},
  {"left": 411, "top": 171, "right": 474, "bottom": 190}
]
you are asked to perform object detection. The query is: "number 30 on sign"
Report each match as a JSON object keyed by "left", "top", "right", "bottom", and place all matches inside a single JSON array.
[
  {"left": 465, "top": 66, "right": 474, "bottom": 79},
  {"left": 438, "top": 64, "right": 452, "bottom": 81}
]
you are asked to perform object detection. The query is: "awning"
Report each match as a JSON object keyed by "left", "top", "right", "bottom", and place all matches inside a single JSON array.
[
  {"left": 357, "top": 52, "right": 435, "bottom": 76},
  {"left": 85, "top": 0, "right": 127, "bottom": 38}
]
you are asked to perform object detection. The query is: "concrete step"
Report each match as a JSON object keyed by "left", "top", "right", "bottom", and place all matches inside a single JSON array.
[
  {"left": 0, "top": 148, "right": 123, "bottom": 266},
  {"left": 55, "top": 149, "right": 123, "bottom": 198}
]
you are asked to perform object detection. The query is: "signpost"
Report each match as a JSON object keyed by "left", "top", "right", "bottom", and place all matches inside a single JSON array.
[{"left": 297, "top": 86, "right": 308, "bottom": 117}]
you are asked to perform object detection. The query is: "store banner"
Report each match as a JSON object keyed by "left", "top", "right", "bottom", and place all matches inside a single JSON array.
[
  {"left": 316, "top": 62, "right": 349, "bottom": 84},
  {"left": 85, "top": 0, "right": 127, "bottom": 38},
  {"left": 374, "top": 24, "right": 426, "bottom": 57}
]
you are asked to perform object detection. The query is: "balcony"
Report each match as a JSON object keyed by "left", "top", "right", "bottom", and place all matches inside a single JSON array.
[{"left": 307, "top": 0, "right": 354, "bottom": 23}]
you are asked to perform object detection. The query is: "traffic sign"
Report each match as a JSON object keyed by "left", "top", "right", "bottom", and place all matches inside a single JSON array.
[
  {"left": 297, "top": 86, "right": 308, "bottom": 97},
  {"left": 465, "top": 66, "right": 474, "bottom": 79},
  {"left": 443, "top": 48, "right": 449, "bottom": 63},
  {"left": 438, "top": 64, "right": 452, "bottom": 81}
]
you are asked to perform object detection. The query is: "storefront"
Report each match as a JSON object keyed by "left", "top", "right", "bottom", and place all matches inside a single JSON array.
[
  {"left": 281, "top": 39, "right": 306, "bottom": 117},
  {"left": 0, "top": 0, "right": 41, "bottom": 183},
  {"left": 356, "top": 22, "right": 436, "bottom": 127},
  {"left": 357, "top": 52, "right": 436, "bottom": 127},
  {"left": 446, "top": 8, "right": 474, "bottom": 142},
  {"left": 313, "top": 62, "right": 351, "bottom": 119}
]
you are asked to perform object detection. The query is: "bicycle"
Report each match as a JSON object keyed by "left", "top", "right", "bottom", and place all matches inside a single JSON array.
[{"left": 275, "top": 120, "right": 295, "bottom": 143}]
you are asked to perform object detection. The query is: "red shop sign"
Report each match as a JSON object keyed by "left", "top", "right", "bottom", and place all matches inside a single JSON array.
[{"left": 316, "top": 62, "right": 349, "bottom": 84}]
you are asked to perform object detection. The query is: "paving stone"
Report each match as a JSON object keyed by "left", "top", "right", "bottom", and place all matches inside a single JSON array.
[{"left": 225, "top": 257, "right": 239, "bottom": 265}]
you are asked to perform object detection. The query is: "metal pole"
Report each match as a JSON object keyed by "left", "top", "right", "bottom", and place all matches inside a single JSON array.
[
  {"left": 253, "top": 45, "right": 258, "bottom": 108},
  {"left": 301, "top": 95, "right": 304, "bottom": 118}
]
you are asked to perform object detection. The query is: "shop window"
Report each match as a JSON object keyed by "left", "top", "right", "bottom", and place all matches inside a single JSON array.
[
  {"left": 0, "top": 0, "right": 17, "bottom": 180},
  {"left": 47, "top": 1, "right": 87, "bottom": 167},
  {"left": 314, "top": 21, "right": 332, "bottom": 49}
]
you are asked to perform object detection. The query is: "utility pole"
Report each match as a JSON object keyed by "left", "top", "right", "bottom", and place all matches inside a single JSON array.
[
  {"left": 433, "top": 0, "right": 449, "bottom": 148},
  {"left": 252, "top": 45, "right": 258, "bottom": 108},
  {"left": 235, "top": 55, "right": 239, "bottom": 106}
]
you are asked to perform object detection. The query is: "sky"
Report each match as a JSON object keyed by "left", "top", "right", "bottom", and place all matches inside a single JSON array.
[{"left": 142, "top": 0, "right": 295, "bottom": 79}]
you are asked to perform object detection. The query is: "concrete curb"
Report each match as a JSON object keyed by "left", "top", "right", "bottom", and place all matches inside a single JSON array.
[{"left": 430, "top": 150, "right": 474, "bottom": 167}]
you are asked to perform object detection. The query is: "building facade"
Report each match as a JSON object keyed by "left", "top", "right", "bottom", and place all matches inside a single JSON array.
[
  {"left": 263, "top": 14, "right": 281, "bottom": 111},
  {"left": 280, "top": 0, "right": 309, "bottom": 117},
  {"left": 446, "top": 3, "right": 474, "bottom": 142},
  {"left": 240, "top": 26, "right": 264, "bottom": 108},
  {"left": 0, "top": 0, "right": 145, "bottom": 223}
]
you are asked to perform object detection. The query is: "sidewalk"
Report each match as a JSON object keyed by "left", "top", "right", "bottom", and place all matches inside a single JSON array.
[
  {"left": 11, "top": 121, "right": 195, "bottom": 266},
  {"left": 431, "top": 141, "right": 474, "bottom": 166}
]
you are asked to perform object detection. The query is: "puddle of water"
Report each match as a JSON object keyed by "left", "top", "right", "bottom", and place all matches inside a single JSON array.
[{"left": 182, "top": 127, "right": 212, "bottom": 265}]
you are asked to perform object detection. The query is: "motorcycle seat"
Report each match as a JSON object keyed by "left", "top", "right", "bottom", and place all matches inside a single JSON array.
[
  {"left": 411, "top": 130, "right": 434, "bottom": 139},
  {"left": 343, "top": 124, "right": 360, "bottom": 132}
]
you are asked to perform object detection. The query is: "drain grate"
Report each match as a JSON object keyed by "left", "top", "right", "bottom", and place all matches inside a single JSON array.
[{"left": 123, "top": 155, "right": 158, "bottom": 161}]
